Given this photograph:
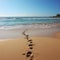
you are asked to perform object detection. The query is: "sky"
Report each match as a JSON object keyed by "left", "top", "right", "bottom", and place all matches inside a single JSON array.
[{"left": 0, "top": 0, "right": 60, "bottom": 17}]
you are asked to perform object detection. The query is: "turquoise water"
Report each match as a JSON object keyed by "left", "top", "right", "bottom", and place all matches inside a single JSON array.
[
  {"left": 0, "top": 17, "right": 60, "bottom": 39},
  {"left": 0, "top": 17, "right": 60, "bottom": 26},
  {"left": 0, "top": 17, "right": 60, "bottom": 29}
]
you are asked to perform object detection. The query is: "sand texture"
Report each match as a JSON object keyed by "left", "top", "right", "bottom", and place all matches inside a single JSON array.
[{"left": 0, "top": 32, "right": 60, "bottom": 60}]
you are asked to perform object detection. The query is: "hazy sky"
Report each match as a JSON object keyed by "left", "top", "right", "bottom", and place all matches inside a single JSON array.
[{"left": 0, "top": 0, "right": 60, "bottom": 16}]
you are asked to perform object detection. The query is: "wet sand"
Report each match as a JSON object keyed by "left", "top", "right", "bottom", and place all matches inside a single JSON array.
[{"left": 0, "top": 32, "right": 60, "bottom": 60}]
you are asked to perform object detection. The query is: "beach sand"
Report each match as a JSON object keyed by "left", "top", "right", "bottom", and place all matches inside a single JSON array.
[{"left": 0, "top": 32, "right": 60, "bottom": 60}]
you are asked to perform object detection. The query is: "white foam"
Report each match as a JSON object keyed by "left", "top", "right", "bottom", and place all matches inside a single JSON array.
[{"left": 0, "top": 23, "right": 59, "bottom": 30}]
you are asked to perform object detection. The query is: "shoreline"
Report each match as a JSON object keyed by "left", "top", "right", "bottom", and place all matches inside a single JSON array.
[
  {"left": 0, "top": 28, "right": 60, "bottom": 39},
  {"left": 0, "top": 23, "right": 60, "bottom": 30},
  {"left": 0, "top": 22, "right": 60, "bottom": 39}
]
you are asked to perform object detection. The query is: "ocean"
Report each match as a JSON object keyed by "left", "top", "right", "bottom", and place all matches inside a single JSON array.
[{"left": 0, "top": 17, "right": 60, "bottom": 29}]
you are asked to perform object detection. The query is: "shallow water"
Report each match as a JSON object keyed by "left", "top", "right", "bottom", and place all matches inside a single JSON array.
[{"left": 0, "top": 17, "right": 60, "bottom": 29}]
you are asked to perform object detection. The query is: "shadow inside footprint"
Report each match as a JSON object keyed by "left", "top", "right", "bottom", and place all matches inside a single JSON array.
[
  {"left": 28, "top": 44, "right": 34, "bottom": 46},
  {"left": 30, "top": 41, "right": 33, "bottom": 43},
  {"left": 28, "top": 40, "right": 32, "bottom": 42},
  {"left": 29, "top": 47, "right": 33, "bottom": 49},
  {"left": 26, "top": 51, "right": 32, "bottom": 57}
]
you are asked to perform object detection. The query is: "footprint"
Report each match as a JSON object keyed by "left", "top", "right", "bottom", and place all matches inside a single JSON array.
[
  {"left": 26, "top": 35, "right": 29, "bottom": 40},
  {"left": 30, "top": 41, "right": 33, "bottom": 43},
  {"left": 28, "top": 44, "right": 34, "bottom": 46},
  {"left": 29, "top": 47, "right": 33, "bottom": 49},
  {"left": 26, "top": 51, "right": 32, "bottom": 57},
  {"left": 28, "top": 39, "right": 32, "bottom": 42}
]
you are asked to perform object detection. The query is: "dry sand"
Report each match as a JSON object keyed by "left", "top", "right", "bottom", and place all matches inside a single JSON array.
[
  {"left": 0, "top": 32, "right": 60, "bottom": 60},
  {"left": 0, "top": 38, "right": 27, "bottom": 60}
]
